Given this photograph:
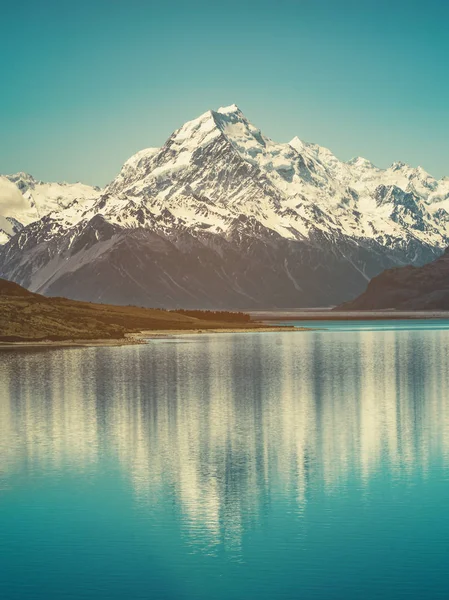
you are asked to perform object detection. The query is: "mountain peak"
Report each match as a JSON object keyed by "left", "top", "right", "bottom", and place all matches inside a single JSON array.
[
  {"left": 6, "top": 172, "right": 39, "bottom": 191},
  {"left": 216, "top": 104, "right": 241, "bottom": 115},
  {"left": 8, "top": 172, "right": 36, "bottom": 180},
  {"left": 289, "top": 136, "right": 306, "bottom": 152},
  {"left": 347, "top": 156, "right": 377, "bottom": 169},
  {"left": 391, "top": 161, "right": 408, "bottom": 171},
  {"left": 389, "top": 162, "right": 433, "bottom": 183}
]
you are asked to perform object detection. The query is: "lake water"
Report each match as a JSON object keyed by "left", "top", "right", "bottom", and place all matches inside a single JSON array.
[{"left": 2, "top": 321, "right": 449, "bottom": 599}]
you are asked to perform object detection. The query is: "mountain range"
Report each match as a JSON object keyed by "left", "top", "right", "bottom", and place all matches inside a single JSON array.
[{"left": 1, "top": 104, "right": 449, "bottom": 308}]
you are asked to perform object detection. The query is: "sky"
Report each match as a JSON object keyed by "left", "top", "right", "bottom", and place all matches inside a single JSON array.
[{"left": 1, "top": 0, "right": 448, "bottom": 186}]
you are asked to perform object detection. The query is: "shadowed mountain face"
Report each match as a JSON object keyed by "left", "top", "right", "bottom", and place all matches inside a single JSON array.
[
  {"left": 338, "top": 248, "right": 449, "bottom": 310},
  {"left": 1, "top": 105, "right": 449, "bottom": 308},
  {"left": 0, "top": 220, "right": 416, "bottom": 309}
]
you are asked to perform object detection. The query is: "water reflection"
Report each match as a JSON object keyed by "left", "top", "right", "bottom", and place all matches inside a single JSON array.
[{"left": 1, "top": 328, "right": 449, "bottom": 549}]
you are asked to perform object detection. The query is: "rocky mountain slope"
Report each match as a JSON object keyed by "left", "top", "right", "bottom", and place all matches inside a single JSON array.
[
  {"left": 1, "top": 105, "right": 448, "bottom": 308},
  {"left": 337, "top": 248, "right": 449, "bottom": 310}
]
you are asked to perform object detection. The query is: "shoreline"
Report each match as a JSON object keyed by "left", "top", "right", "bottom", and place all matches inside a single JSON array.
[
  {"left": 0, "top": 325, "right": 306, "bottom": 350},
  {"left": 0, "top": 336, "right": 144, "bottom": 350},
  {"left": 134, "top": 325, "right": 305, "bottom": 339},
  {"left": 250, "top": 310, "right": 449, "bottom": 321}
]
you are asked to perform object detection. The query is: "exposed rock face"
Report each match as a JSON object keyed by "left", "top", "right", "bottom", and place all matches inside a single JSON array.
[
  {"left": 1, "top": 104, "right": 449, "bottom": 308},
  {"left": 338, "top": 248, "right": 449, "bottom": 310}
]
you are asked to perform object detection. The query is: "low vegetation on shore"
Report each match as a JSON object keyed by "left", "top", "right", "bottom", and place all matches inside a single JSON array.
[
  {"left": 0, "top": 278, "right": 273, "bottom": 342},
  {"left": 169, "top": 309, "right": 251, "bottom": 322}
]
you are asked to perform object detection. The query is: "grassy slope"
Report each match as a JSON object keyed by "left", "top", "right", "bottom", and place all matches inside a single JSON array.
[{"left": 0, "top": 279, "right": 263, "bottom": 342}]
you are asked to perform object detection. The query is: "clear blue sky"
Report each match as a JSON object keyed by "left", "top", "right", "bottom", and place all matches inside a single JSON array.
[{"left": 2, "top": 0, "right": 448, "bottom": 186}]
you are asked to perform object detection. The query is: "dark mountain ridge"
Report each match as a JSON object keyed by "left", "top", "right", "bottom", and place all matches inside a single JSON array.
[{"left": 338, "top": 248, "right": 449, "bottom": 310}]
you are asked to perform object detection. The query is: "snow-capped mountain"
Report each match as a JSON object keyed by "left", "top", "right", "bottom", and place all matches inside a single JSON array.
[
  {"left": 0, "top": 104, "right": 448, "bottom": 308},
  {"left": 0, "top": 173, "right": 100, "bottom": 242},
  {"left": 0, "top": 216, "right": 21, "bottom": 245}
]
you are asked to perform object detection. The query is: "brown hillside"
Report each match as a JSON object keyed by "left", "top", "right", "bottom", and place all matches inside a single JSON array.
[{"left": 0, "top": 278, "right": 265, "bottom": 342}]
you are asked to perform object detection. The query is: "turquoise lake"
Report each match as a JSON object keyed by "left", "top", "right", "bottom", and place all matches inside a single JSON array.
[{"left": 1, "top": 320, "right": 449, "bottom": 599}]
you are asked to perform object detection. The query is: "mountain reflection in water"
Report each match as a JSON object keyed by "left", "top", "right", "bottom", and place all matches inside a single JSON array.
[{"left": 2, "top": 328, "right": 449, "bottom": 554}]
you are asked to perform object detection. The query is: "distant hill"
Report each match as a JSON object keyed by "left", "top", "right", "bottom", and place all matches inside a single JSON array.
[
  {"left": 338, "top": 248, "right": 449, "bottom": 310},
  {"left": 0, "top": 278, "right": 258, "bottom": 342}
]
